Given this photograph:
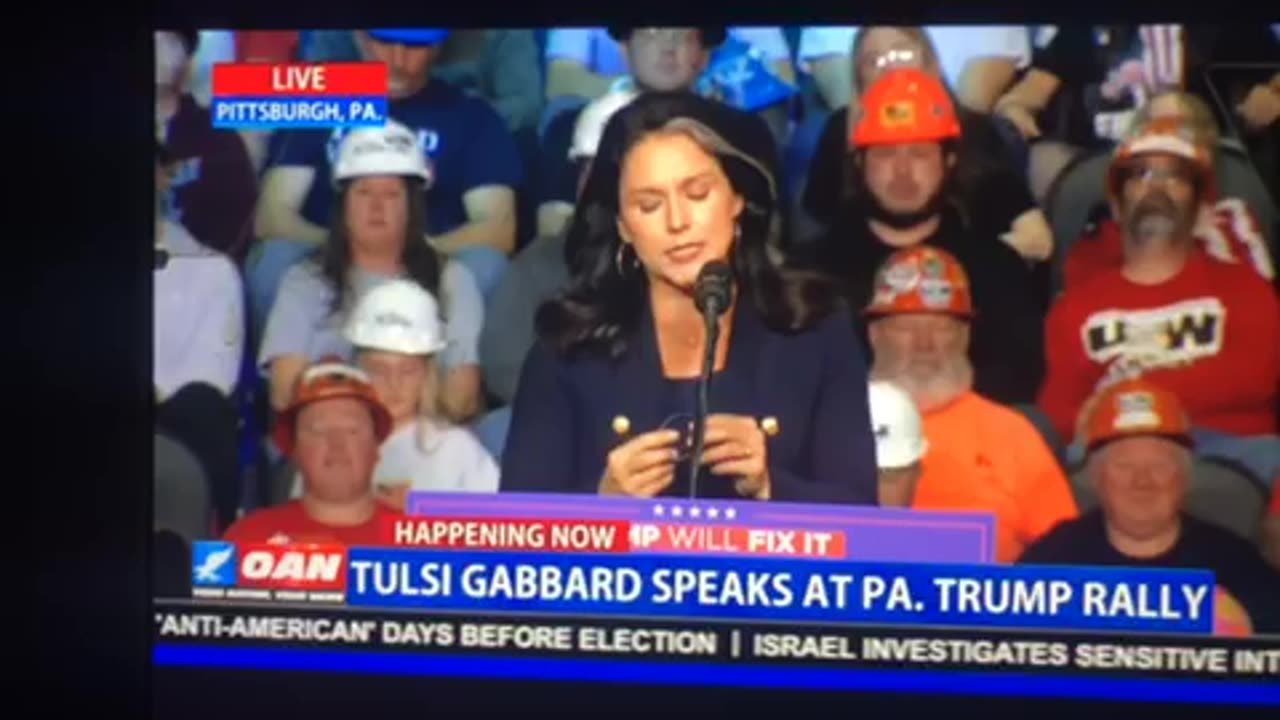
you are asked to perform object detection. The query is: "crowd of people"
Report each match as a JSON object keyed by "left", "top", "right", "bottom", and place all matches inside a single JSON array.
[{"left": 155, "top": 25, "right": 1280, "bottom": 632}]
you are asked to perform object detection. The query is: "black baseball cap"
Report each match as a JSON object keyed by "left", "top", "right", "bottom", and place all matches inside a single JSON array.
[{"left": 607, "top": 26, "right": 727, "bottom": 49}]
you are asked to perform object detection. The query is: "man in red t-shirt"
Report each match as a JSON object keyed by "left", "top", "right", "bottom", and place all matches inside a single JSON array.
[
  {"left": 224, "top": 361, "right": 402, "bottom": 545},
  {"left": 1064, "top": 98, "right": 1275, "bottom": 289},
  {"left": 1066, "top": 197, "right": 1273, "bottom": 290},
  {"left": 1039, "top": 118, "right": 1280, "bottom": 452}
]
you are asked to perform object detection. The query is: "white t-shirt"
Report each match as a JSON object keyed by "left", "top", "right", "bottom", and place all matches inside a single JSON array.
[
  {"left": 154, "top": 220, "right": 244, "bottom": 400},
  {"left": 259, "top": 259, "right": 483, "bottom": 374},
  {"left": 290, "top": 419, "right": 499, "bottom": 498},
  {"left": 796, "top": 25, "right": 1032, "bottom": 89}
]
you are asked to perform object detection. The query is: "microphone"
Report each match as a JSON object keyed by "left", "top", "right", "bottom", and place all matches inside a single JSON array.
[
  {"left": 694, "top": 260, "right": 733, "bottom": 320},
  {"left": 688, "top": 260, "right": 733, "bottom": 498}
]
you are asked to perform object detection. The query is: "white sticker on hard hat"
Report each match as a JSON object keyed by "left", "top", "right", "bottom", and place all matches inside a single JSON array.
[
  {"left": 374, "top": 311, "right": 414, "bottom": 329},
  {"left": 383, "top": 134, "right": 415, "bottom": 153},
  {"left": 1113, "top": 391, "right": 1160, "bottom": 430},
  {"left": 881, "top": 262, "right": 921, "bottom": 293},
  {"left": 918, "top": 278, "right": 954, "bottom": 309}
]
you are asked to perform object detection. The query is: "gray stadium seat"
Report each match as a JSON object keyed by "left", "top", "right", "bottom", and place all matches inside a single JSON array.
[
  {"left": 1013, "top": 403, "right": 1066, "bottom": 469},
  {"left": 1068, "top": 464, "right": 1097, "bottom": 512},
  {"left": 155, "top": 432, "right": 212, "bottom": 543},
  {"left": 1044, "top": 141, "right": 1279, "bottom": 294},
  {"left": 1044, "top": 148, "right": 1111, "bottom": 293},
  {"left": 1065, "top": 456, "right": 1268, "bottom": 541},
  {"left": 1185, "top": 457, "right": 1269, "bottom": 541}
]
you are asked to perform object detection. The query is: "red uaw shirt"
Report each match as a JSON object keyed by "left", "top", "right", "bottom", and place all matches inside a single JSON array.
[
  {"left": 1064, "top": 199, "right": 1275, "bottom": 290},
  {"left": 222, "top": 500, "right": 402, "bottom": 546},
  {"left": 1040, "top": 251, "right": 1280, "bottom": 442}
]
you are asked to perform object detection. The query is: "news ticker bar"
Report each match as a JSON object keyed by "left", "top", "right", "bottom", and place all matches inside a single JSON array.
[
  {"left": 153, "top": 601, "right": 1280, "bottom": 684},
  {"left": 223, "top": 546, "right": 1218, "bottom": 634}
]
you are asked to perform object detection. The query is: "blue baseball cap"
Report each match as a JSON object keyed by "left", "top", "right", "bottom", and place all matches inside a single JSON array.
[{"left": 367, "top": 29, "right": 450, "bottom": 46}]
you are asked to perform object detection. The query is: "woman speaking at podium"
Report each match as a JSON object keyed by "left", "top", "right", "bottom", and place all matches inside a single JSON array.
[{"left": 500, "top": 92, "right": 877, "bottom": 503}]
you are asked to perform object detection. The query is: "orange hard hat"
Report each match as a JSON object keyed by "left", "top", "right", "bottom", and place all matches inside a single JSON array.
[
  {"left": 1106, "top": 116, "right": 1216, "bottom": 207},
  {"left": 864, "top": 246, "right": 973, "bottom": 318},
  {"left": 272, "top": 358, "right": 393, "bottom": 458},
  {"left": 1083, "top": 378, "right": 1192, "bottom": 452},
  {"left": 851, "top": 67, "right": 961, "bottom": 148}
]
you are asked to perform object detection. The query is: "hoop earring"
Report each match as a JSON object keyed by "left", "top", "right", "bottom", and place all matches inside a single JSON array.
[{"left": 615, "top": 242, "right": 639, "bottom": 275}]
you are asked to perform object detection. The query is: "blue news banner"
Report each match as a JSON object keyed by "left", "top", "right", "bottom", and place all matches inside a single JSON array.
[
  {"left": 211, "top": 97, "right": 388, "bottom": 130},
  {"left": 343, "top": 548, "right": 1216, "bottom": 635}
]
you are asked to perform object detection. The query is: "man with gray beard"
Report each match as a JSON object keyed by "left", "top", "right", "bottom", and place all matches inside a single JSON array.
[
  {"left": 864, "top": 246, "right": 1077, "bottom": 562},
  {"left": 1040, "top": 118, "right": 1280, "bottom": 485}
]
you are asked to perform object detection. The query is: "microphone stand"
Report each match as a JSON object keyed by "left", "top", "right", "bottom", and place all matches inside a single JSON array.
[{"left": 688, "top": 305, "right": 722, "bottom": 499}]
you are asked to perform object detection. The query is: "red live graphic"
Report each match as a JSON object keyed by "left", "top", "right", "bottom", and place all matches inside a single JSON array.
[
  {"left": 384, "top": 517, "right": 631, "bottom": 552},
  {"left": 212, "top": 62, "right": 387, "bottom": 97},
  {"left": 629, "top": 524, "right": 846, "bottom": 558},
  {"left": 236, "top": 543, "right": 347, "bottom": 590}
]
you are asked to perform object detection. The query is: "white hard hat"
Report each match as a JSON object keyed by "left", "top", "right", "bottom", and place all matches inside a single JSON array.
[
  {"left": 868, "top": 381, "right": 928, "bottom": 469},
  {"left": 332, "top": 120, "right": 434, "bottom": 188},
  {"left": 344, "top": 280, "right": 448, "bottom": 356},
  {"left": 569, "top": 89, "right": 639, "bottom": 161}
]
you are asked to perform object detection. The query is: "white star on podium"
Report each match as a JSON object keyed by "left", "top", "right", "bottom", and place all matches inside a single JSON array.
[
  {"left": 725, "top": 508, "right": 737, "bottom": 520},
  {"left": 654, "top": 505, "right": 665, "bottom": 516},
  {"left": 672, "top": 506, "right": 684, "bottom": 518},
  {"left": 707, "top": 507, "right": 719, "bottom": 519}
]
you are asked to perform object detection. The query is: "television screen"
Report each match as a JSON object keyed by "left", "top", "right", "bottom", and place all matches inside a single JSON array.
[{"left": 152, "top": 23, "right": 1280, "bottom": 710}]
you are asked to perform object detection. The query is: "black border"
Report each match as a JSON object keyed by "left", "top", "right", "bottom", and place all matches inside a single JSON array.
[{"left": 33, "top": 4, "right": 1278, "bottom": 719}]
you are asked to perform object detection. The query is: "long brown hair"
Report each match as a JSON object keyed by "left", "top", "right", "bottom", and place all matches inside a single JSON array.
[
  {"left": 317, "top": 177, "right": 441, "bottom": 316},
  {"left": 541, "top": 92, "right": 838, "bottom": 360}
]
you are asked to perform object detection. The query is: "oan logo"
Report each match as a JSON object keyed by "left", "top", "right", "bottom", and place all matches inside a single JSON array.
[
  {"left": 191, "top": 540, "right": 237, "bottom": 587},
  {"left": 236, "top": 543, "right": 347, "bottom": 591},
  {"left": 1081, "top": 297, "right": 1226, "bottom": 370}
]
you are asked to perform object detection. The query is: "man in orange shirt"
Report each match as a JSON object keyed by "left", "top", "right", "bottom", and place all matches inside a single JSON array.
[
  {"left": 1039, "top": 118, "right": 1280, "bottom": 484},
  {"left": 224, "top": 360, "right": 403, "bottom": 545},
  {"left": 865, "top": 246, "right": 1078, "bottom": 562}
]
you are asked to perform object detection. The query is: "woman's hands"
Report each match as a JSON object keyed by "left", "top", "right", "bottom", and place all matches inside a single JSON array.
[
  {"left": 599, "top": 415, "right": 773, "bottom": 499},
  {"left": 600, "top": 429, "right": 681, "bottom": 498},
  {"left": 701, "top": 414, "right": 771, "bottom": 500}
]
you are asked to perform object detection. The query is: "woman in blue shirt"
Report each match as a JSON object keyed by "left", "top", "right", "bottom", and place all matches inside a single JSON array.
[{"left": 501, "top": 92, "right": 878, "bottom": 504}]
